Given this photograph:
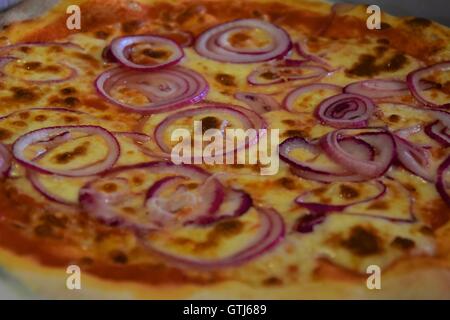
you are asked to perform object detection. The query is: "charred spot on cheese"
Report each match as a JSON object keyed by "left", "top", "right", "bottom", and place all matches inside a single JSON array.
[
  {"left": 60, "top": 87, "right": 77, "bottom": 95},
  {"left": 22, "top": 61, "right": 42, "bottom": 70},
  {"left": 52, "top": 142, "right": 90, "bottom": 164},
  {"left": 0, "top": 128, "right": 12, "bottom": 140},
  {"left": 63, "top": 116, "right": 79, "bottom": 123},
  {"left": 121, "top": 20, "right": 142, "bottom": 33},
  {"left": 406, "top": 17, "right": 432, "bottom": 28},
  {"left": 10, "top": 86, "right": 37, "bottom": 102},
  {"left": 64, "top": 96, "right": 80, "bottom": 107},
  {"left": 201, "top": 116, "right": 221, "bottom": 133},
  {"left": 346, "top": 53, "right": 408, "bottom": 77},
  {"left": 40, "top": 214, "right": 68, "bottom": 228},
  {"left": 11, "top": 120, "right": 27, "bottom": 127},
  {"left": 339, "top": 184, "right": 359, "bottom": 200},
  {"left": 391, "top": 236, "right": 415, "bottom": 250},
  {"left": 277, "top": 177, "right": 296, "bottom": 190},
  {"left": 375, "top": 45, "right": 388, "bottom": 55},
  {"left": 367, "top": 200, "right": 388, "bottom": 210},
  {"left": 132, "top": 176, "right": 144, "bottom": 186},
  {"left": 388, "top": 114, "right": 401, "bottom": 123},
  {"left": 283, "top": 129, "right": 305, "bottom": 138},
  {"left": 377, "top": 38, "right": 390, "bottom": 45},
  {"left": 260, "top": 71, "right": 279, "bottom": 80},
  {"left": 102, "top": 182, "right": 118, "bottom": 193},
  {"left": 95, "top": 30, "right": 110, "bottom": 39},
  {"left": 215, "top": 73, "right": 236, "bottom": 86},
  {"left": 34, "top": 114, "right": 47, "bottom": 122},
  {"left": 142, "top": 48, "right": 170, "bottom": 59},
  {"left": 341, "top": 226, "right": 382, "bottom": 256},
  {"left": 282, "top": 119, "right": 297, "bottom": 126},
  {"left": 379, "top": 22, "right": 391, "bottom": 30},
  {"left": 34, "top": 223, "right": 55, "bottom": 237},
  {"left": 109, "top": 250, "right": 128, "bottom": 264},
  {"left": 176, "top": 4, "right": 206, "bottom": 24},
  {"left": 262, "top": 276, "right": 283, "bottom": 286},
  {"left": 213, "top": 220, "right": 244, "bottom": 237}
]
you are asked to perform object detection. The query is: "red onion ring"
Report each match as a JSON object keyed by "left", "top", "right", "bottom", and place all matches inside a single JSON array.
[
  {"left": 394, "top": 135, "right": 434, "bottom": 182},
  {"left": 145, "top": 175, "right": 225, "bottom": 227},
  {"left": 13, "top": 125, "right": 120, "bottom": 177},
  {"left": 295, "top": 181, "right": 387, "bottom": 213},
  {"left": 425, "top": 121, "right": 450, "bottom": 147},
  {"left": 294, "top": 41, "right": 331, "bottom": 68},
  {"left": 406, "top": 61, "right": 450, "bottom": 107},
  {"left": 110, "top": 35, "right": 184, "bottom": 70},
  {"left": 247, "top": 64, "right": 328, "bottom": 86},
  {"left": 139, "top": 206, "right": 285, "bottom": 269},
  {"left": 320, "top": 129, "right": 395, "bottom": 178},
  {"left": 314, "top": 93, "right": 375, "bottom": 128},
  {"left": 234, "top": 92, "right": 280, "bottom": 114},
  {"left": 436, "top": 155, "right": 450, "bottom": 207},
  {"left": 344, "top": 79, "right": 437, "bottom": 99},
  {"left": 279, "top": 136, "right": 374, "bottom": 182},
  {"left": 95, "top": 66, "right": 209, "bottom": 114},
  {"left": 153, "top": 102, "right": 266, "bottom": 159},
  {"left": 0, "top": 143, "right": 12, "bottom": 178},
  {"left": 195, "top": 19, "right": 292, "bottom": 63},
  {"left": 283, "top": 83, "right": 342, "bottom": 112}
]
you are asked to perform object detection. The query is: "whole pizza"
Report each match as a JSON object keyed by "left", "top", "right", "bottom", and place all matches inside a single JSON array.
[{"left": 0, "top": 0, "right": 449, "bottom": 299}]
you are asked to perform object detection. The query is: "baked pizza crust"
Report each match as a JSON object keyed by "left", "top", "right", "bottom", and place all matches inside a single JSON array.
[{"left": 0, "top": 0, "right": 449, "bottom": 299}]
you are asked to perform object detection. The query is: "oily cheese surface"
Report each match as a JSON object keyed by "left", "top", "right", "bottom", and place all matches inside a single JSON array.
[{"left": 0, "top": 0, "right": 449, "bottom": 299}]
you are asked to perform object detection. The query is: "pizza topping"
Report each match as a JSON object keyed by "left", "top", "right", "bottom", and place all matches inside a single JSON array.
[
  {"left": 0, "top": 143, "right": 11, "bottom": 178},
  {"left": 425, "top": 121, "right": 450, "bottom": 147},
  {"left": 344, "top": 79, "right": 435, "bottom": 99},
  {"left": 247, "top": 64, "right": 328, "bottom": 85},
  {"left": 295, "top": 212, "right": 326, "bottom": 233},
  {"left": 215, "top": 73, "right": 236, "bottom": 86},
  {"left": 294, "top": 41, "right": 332, "bottom": 69},
  {"left": 234, "top": 92, "right": 280, "bottom": 113},
  {"left": 283, "top": 83, "right": 342, "bottom": 113},
  {"left": 320, "top": 130, "right": 395, "bottom": 178},
  {"left": 296, "top": 181, "right": 386, "bottom": 213},
  {"left": 279, "top": 136, "right": 373, "bottom": 182},
  {"left": 340, "top": 226, "right": 382, "bottom": 256},
  {"left": 436, "top": 155, "right": 450, "bottom": 207},
  {"left": 139, "top": 207, "right": 285, "bottom": 269},
  {"left": 393, "top": 135, "right": 435, "bottom": 182},
  {"left": 95, "top": 66, "right": 209, "bottom": 114},
  {"left": 390, "top": 236, "right": 415, "bottom": 250},
  {"left": 314, "top": 93, "right": 376, "bottom": 128},
  {"left": 153, "top": 103, "right": 265, "bottom": 158},
  {"left": 109, "top": 35, "right": 184, "bottom": 70},
  {"left": 407, "top": 61, "right": 450, "bottom": 107},
  {"left": 13, "top": 125, "right": 120, "bottom": 177},
  {"left": 195, "top": 19, "right": 292, "bottom": 63}
]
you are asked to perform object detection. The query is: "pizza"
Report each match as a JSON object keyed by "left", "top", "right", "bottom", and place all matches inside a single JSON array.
[{"left": 0, "top": 0, "right": 449, "bottom": 299}]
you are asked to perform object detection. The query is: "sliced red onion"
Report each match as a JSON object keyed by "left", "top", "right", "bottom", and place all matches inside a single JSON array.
[
  {"left": 407, "top": 61, "right": 450, "bottom": 107},
  {"left": 395, "top": 124, "right": 422, "bottom": 139},
  {"left": 139, "top": 206, "right": 285, "bottom": 269},
  {"left": 195, "top": 19, "right": 292, "bottom": 63},
  {"left": 283, "top": 83, "right": 342, "bottom": 112},
  {"left": 234, "top": 92, "right": 280, "bottom": 113},
  {"left": 315, "top": 93, "right": 375, "bottom": 128},
  {"left": 247, "top": 64, "right": 328, "bottom": 86},
  {"left": 26, "top": 171, "right": 82, "bottom": 206},
  {"left": 188, "top": 188, "right": 252, "bottom": 225},
  {"left": 344, "top": 79, "right": 436, "bottom": 99},
  {"left": 436, "top": 155, "right": 450, "bottom": 207},
  {"left": 145, "top": 175, "right": 225, "bottom": 227},
  {"left": 294, "top": 41, "right": 331, "bottom": 68},
  {"left": 13, "top": 125, "right": 120, "bottom": 177},
  {"left": 425, "top": 121, "right": 450, "bottom": 147},
  {"left": 110, "top": 35, "right": 184, "bottom": 70},
  {"left": 394, "top": 135, "right": 434, "bottom": 182},
  {"left": 95, "top": 66, "right": 209, "bottom": 114},
  {"left": 102, "top": 45, "right": 117, "bottom": 63},
  {"left": 279, "top": 136, "right": 373, "bottom": 182},
  {"left": 79, "top": 161, "right": 215, "bottom": 229},
  {"left": 0, "top": 143, "right": 12, "bottom": 178},
  {"left": 153, "top": 103, "right": 265, "bottom": 159},
  {"left": 320, "top": 129, "right": 395, "bottom": 178},
  {"left": 296, "top": 181, "right": 387, "bottom": 213}
]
